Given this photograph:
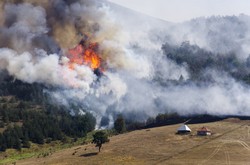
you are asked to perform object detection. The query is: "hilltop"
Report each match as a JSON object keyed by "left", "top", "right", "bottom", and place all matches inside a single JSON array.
[{"left": 16, "top": 118, "right": 250, "bottom": 165}]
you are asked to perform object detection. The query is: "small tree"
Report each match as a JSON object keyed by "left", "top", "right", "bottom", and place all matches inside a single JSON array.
[
  {"left": 22, "top": 132, "right": 30, "bottom": 148},
  {"left": 114, "top": 115, "right": 126, "bottom": 134},
  {"left": 92, "top": 131, "right": 109, "bottom": 152}
]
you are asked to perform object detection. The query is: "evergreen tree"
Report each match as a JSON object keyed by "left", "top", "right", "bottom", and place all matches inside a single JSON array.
[
  {"left": 2, "top": 109, "right": 9, "bottom": 123},
  {"left": 114, "top": 115, "right": 126, "bottom": 134},
  {"left": 0, "top": 135, "right": 7, "bottom": 151},
  {"left": 0, "top": 133, "right": 6, "bottom": 151},
  {"left": 22, "top": 131, "right": 30, "bottom": 148}
]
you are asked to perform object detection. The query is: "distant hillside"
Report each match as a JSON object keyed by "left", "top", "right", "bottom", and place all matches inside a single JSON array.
[
  {"left": 106, "top": 1, "right": 172, "bottom": 30},
  {"left": 164, "top": 15, "right": 250, "bottom": 57}
]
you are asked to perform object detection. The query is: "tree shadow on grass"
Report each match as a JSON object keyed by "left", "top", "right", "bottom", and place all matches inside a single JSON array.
[{"left": 80, "top": 152, "right": 98, "bottom": 157}]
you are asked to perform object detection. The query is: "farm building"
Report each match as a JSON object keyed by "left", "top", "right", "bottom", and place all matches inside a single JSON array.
[
  {"left": 197, "top": 127, "right": 211, "bottom": 136},
  {"left": 177, "top": 124, "right": 191, "bottom": 134}
]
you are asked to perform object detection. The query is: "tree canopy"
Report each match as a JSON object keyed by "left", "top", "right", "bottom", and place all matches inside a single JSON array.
[{"left": 92, "top": 131, "right": 109, "bottom": 152}]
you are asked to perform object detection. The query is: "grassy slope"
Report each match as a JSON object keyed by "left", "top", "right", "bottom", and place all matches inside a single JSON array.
[
  {"left": 15, "top": 118, "right": 250, "bottom": 165},
  {"left": 0, "top": 130, "right": 108, "bottom": 164},
  {"left": 0, "top": 95, "right": 102, "bottom": 164}
]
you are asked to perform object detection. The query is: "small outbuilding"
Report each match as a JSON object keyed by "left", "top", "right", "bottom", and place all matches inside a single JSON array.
[
  {"left": 197, "top": 126, "right": 211, "bottom": 136},
  {"left": 177, "top": 124, "right": 191, "bottom": 134}
]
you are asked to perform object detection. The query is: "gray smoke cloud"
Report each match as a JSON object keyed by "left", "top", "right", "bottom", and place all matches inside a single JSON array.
[
  {"left": 165, "top": 15, "right": 250, "bottom": 59},
  {"left": 1, "top": 0, "right": 250, "bottom": 128}
]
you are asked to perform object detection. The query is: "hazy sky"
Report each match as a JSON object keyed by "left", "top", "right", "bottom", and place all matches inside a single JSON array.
[{"left": 107, "top": 0, "right": 250, "bottom": 22}]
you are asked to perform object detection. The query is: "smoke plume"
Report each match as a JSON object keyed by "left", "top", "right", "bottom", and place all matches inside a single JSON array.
[{"left": 1, "top": 0, "right": 250, "bottom": 128}]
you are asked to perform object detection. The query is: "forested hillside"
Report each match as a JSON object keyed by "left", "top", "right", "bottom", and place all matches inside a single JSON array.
[
  {"left": 162, "top": 41, "right": 250, "bottom": 84},
  {"left": 0, "top": 75, "right": 96, "bottom": 151}
]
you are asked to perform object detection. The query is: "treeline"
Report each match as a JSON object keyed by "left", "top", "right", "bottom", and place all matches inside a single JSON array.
[
  {"left": 116, "top": 113, "right": 225, "bottom": 132},
  {"left": 145, "top": 113, "right": 224, "bottom": 128},
  {"left": 0, "top": 101, "right": 96, "bottom": 151},
  {"left": 0, "top": 124, "right": 28, "bottom": 151},
  {"left": 0, "top": 75, "right": 46, "bottom": 102}
]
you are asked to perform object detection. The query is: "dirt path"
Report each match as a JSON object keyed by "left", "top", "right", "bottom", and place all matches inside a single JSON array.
[{"left": 199, "top": 143, "right": 224, "bottom": 165}]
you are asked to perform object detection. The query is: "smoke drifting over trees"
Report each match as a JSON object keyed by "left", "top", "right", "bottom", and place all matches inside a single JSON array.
[{"left": 1, "top": 0, "right": 250, "bottom": 127}]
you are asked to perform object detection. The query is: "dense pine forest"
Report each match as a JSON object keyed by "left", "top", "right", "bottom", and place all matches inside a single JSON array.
[{"left": 0, "top": 75, "right": 96, "bottom": 151}]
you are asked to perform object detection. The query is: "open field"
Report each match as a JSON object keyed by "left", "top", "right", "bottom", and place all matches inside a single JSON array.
[{"left": 14, "top": 118, "right": 250, "bottom": 165}]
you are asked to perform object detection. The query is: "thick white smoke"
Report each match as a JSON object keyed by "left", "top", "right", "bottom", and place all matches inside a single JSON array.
[
  {"left": 159, "top": 70, "right": 250, "bottom": 116},
  {"left": 0, "top": 48, "right": 96, "bottom": 90},
  {"left": 1, "top": 0, "right": 250, "bottom": 128}
]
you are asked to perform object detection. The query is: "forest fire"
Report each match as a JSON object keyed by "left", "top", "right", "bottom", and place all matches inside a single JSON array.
[{"left": 67, "top": 38, "right": 102, "bottom": 71}]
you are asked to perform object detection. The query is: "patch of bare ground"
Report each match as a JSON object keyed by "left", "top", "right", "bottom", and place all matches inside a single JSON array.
[{"left": 16, "top": 119, "right": 250, "bottom": 165}]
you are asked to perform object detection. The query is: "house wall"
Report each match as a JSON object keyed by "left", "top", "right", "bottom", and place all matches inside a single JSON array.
[
  {"left": 197, "top": 131, "right": 211, "bottom": 136},
  {"left": 177, "top": 130, "right": 191, "bottom": 134}
]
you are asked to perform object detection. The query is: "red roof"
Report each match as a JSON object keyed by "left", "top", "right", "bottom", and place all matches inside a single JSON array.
[{"left": 197, "top": 127, "right": 211, "bottom": 132}]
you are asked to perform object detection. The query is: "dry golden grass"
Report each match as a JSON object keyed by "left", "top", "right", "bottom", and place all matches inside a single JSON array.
[{"left": 16, "top": 118, "right": 250, "bottom": 165}]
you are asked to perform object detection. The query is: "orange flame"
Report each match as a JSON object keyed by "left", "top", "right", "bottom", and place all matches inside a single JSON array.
[
  {"left": 83, "top": 43, "right": 101, "bottom": 69},
  {"left": 67, "top": 40, "right": 101, "bottom": 70}
]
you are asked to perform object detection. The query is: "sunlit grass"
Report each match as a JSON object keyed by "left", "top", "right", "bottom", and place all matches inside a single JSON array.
[
  {"left": 0, "top": 130, "right": 110, "bottom": 164},
  {"left": 0, "top": 150, "right": 36, "bottom": 164}
]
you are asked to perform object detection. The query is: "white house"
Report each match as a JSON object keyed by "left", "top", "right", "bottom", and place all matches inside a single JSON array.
[{"left": 177, "top": 124, "right": 191, "bottom": 134}]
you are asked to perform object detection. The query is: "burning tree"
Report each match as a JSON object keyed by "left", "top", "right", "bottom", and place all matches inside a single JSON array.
[
  {"left": 92, "top": 131, "right": 109, "bottom": 152},
  {"left": 67, "top": 37, "right": 103, "bottom": 71}
]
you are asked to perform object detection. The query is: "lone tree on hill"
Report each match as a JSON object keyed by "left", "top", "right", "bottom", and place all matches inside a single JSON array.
[
  {"left": 114, "top": 115, "right": 126, "bottom": 134},
  {"left": 92, "top": 131, "right": 109, "bottom": 152}
]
